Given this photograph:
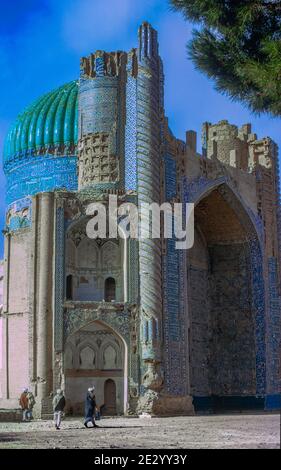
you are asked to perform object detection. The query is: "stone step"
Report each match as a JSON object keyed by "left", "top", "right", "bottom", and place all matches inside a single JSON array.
[{"left": 0, "top": 409, "right": 22, "bottom": 422}]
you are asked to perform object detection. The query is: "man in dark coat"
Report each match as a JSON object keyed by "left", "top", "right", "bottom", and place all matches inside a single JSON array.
[{"left": 84, "top": 386, "right": 98, "bottom": 428}]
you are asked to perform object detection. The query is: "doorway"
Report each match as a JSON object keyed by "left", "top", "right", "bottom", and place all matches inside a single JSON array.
[{"left": 104, "top": 379, "right": 117, "bottom": 415}]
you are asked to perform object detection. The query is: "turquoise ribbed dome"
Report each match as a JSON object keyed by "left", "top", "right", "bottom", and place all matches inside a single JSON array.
[{"left": 3, "top": 80, "right": 79, "bottom": 170}]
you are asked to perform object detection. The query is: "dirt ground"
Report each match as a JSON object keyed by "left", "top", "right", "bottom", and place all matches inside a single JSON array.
[{"left": 0, "top": 413, "right": 279, "bottom": 449}]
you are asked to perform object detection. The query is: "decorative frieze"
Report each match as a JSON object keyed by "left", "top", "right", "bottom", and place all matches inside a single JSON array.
[{"left": 78, "top": 132, "right": 119, "bottom": 188}]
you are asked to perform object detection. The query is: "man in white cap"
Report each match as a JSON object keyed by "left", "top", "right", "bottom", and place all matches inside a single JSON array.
[
  {"left": 84, "top": 386, "right": 98, "bottom": 428},
  {"left": 52, "top": 389, "right": 66, "bottom": 430}
]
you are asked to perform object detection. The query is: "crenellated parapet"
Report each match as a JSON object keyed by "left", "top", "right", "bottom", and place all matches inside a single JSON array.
[
  {"left": 202, "top": 120, "right": 257, "bottom": 170},
  {"left": 80, "top": 51, "right": 127, "bottom": 78}
]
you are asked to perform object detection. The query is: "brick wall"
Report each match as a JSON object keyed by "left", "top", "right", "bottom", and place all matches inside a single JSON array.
[
  {"left": 9, "top": 233, "right": 29, "bottom": 314},
  {"left": 8, "top": 313, "right": 29, "bottom": 398}
]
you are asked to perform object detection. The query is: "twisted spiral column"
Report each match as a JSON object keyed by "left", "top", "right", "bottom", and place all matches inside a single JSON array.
[{"left": 137, "top": 23, "right": 163, "bottom": 364}]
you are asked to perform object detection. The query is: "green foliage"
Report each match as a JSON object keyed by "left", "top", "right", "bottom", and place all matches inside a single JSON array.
[{"left": 171, "top": 0, "right": 281, "bottom": 115}]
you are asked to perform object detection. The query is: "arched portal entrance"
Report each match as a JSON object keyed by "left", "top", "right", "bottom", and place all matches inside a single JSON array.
[
  {"left": 64, "top": 320, "right": 126, "bottom": 415},
  {"left": 188, "top": 185, "right": 260, "bottom": 410}
]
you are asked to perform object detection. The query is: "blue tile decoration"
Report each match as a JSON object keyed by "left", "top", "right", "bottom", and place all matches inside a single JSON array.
[
  {"left": 162, "top": 154, "right": 188, "bottom": 396},
  {"left": 5, "top": 155, "right": 77, "bottom": 205},
  {"left": 125, "top": 74, "right": 137, "bottom": 190},
  {"left": 95, "top": 57, "right": 105, "bottom": 77},
  {"left": 6, "top": 196, "right": 32, "bottom": 231},
  {"left": 164, "top": 154, "right": 177, "bottom": 201},
  {"left": 54, "top": 204, "right": 65, "bottom": 351},
  {"left": 79, "top": 77, "right": 118, "bottom": 137},
  {"left": 267, "top": 257, "right": 281, "bottom": 393},
  {"left": 265, "top": 394, "right": 281, "bottom": 410},
  {"left": 126, "top": 197, "right": 139, "bottom": 304},
  {"left": 250, "top": 239, "right": 266, "bottom": 394}
]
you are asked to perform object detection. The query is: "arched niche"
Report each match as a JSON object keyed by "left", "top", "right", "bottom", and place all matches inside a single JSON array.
[
  {"left": 65, "top": 218, "right": 126, "bottom": 302},
  {"left": 187, "top": 183, "right": 264, "bottom": 405},
  {"left": 79, "top": 345, "right": 97, "bottom": 369},
  {"left": 63, "top": 319, "right": 128, "bottom": 416},
  {"left": 101, "top": 241, "right": 120, "bottom": 269},
  {"left": 77, "top": 238, "right": 99, "bottom": 269},
  {"left": 103, "top": 344, "right": 118, "bottom": 369}
]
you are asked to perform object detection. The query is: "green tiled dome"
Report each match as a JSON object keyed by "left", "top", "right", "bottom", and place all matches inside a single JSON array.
[{"left": 3, "top": 80, "right": 78, "bottom": 169}]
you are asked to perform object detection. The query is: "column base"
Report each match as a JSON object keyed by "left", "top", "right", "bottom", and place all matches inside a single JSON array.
[
  {"left": 33, "top": 396, "right": 53, "bottom": 419},
  {"left": 137, "top": 391, "right": 195, "bottom": 416},
  {"left": 0, "top": 399, "right": 22, "bottom": 422}
]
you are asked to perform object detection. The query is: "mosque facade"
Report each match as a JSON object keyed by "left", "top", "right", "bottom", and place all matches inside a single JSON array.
[{"left": 0, "top": 23, "right": 280, "bottom": 417}]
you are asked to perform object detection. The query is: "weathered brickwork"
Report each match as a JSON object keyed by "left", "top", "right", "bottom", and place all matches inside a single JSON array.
[
  {"left": 209, "top": 243, "right": 256, "bottom": 395},
  {"left": 188, "top": 191, "right": 257, "bottom": 398}
]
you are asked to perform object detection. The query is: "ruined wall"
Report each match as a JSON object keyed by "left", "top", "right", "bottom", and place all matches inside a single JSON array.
[{"left": 202, "top": 120, "right": 256, "bottom": 171}]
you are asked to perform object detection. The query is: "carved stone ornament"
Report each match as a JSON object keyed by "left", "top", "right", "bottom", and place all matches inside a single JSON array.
[{"left": 142, "top": 361, "right": 163, "bottom": 392}]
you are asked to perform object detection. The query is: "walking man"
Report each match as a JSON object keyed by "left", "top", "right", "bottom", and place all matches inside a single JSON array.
[
  {"left": 52, "top": 389, "right": 66, "bottom": 430},
  {"left": 19, "top": 388, "right": 29, "bottom": 422},
  {"left": 84, "top": 386, "right": 98, "bottom": 428}
]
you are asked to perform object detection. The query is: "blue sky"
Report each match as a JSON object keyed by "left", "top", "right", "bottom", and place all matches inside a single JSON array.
[{"left": 0, "top": 0, "right": 280, "bottom": 256}]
